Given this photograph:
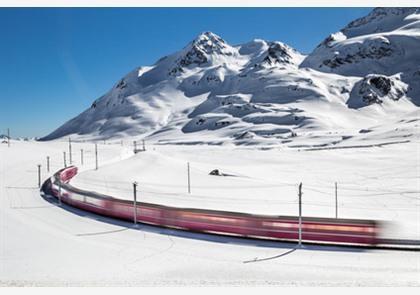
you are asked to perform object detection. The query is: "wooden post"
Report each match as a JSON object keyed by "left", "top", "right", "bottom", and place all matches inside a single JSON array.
[
  {"left": 37, "top": 164, "right": 41, "bottom": 188},
  {"left": 298, "top": 182, "right": 302, "bottom": 247},
  {"left": 187, "top": 162, "right": 191, "bottom": 194},
  {"left": 46, "top": 156, "right": 50, "bottom": 173},
  {"left": 335, "top": 182, "right": 338, "bottom": 219},
  {"left": 95, "top": 143, "right": 98, "bottom": 170},
  {"left": 58, "top": 182, "right": 62, "bottom": 205},
  {"left": 133, "top": 182, "right": 138, "bottom": 225},
  {"left": 63, "top": 151, "right": 67, "bottom": 168},
  {"left": 68, "top": 137, "right": 72, "bottom": 164}
]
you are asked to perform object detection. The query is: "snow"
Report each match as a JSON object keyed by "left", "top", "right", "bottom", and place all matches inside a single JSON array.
[
  {"left": 71, "top": 140, "right": 420, "bottom": 241},
  {"left": 2, "top": 8, "right": 420, "bottom": 286},
  {"left": 301, "top": 8, "right": 420, "bottom": 106},
  {"left": 41, "top": 9, "right": 419, "bottom": 146},
  {"left": 1, "top": 140, "right": 420, "bottom": 286}
]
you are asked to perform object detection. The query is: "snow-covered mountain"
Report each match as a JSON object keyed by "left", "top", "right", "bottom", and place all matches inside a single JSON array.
[
  {"left": 301, "top": 7, "right": 420, "bottom": 105},
  {"left": 41, "top": 8, "right": 420, "bottom": 146}
]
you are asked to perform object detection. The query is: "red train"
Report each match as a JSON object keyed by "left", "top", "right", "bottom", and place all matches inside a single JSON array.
[{"left": 42, "top": 166, "right": 380, "bottom": 246}]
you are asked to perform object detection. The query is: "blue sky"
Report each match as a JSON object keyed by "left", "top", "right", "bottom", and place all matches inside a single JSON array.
[{"left": 0, "top": 7, "right": 372, "bottom": 138}]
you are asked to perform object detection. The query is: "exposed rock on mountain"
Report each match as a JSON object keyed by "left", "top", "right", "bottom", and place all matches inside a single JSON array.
[
  {"left": 347, "top": 74, "right": 408, "bottom": 108},
  {"left": 301, "top": 8, "right": 420, "bottom": 77}
]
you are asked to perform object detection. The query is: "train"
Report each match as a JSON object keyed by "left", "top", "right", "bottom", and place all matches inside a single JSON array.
[{"left": 41, "top": 166, "right": 380, "bottom": 246}]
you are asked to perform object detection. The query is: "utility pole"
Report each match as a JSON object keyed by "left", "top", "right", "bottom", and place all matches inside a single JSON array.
[
  {"left": 298, "top": 182, "right": 303, "bottom": 247},
  {"left": 335, "top": 182, "right": 338, "bottom": 219},
  {"left": 80, "top": 149, "right": 84, "bottom": 166},
  {"left": 46, "top": 156, "right": 50, "bottom": 173},
  {"left": 187, "top": 162, "right": 191, "bottom": 194},
  {"left": 68, "top": 137, "right": 72, "bottom": 164},
  {"left": 63, "top": 151, "right": 67, "bottom": 168},
  {"left": 7, "top": 128, "right": 10, "bottom": 147},
  {"left": 95, "top": 143, "right": 98, "bottom": 170},
  {"left": 37, "top": 164, "right": 41, "bottom": 188},
  {"left": 133, "top": 181, "right": 138, "bottom": 225}
]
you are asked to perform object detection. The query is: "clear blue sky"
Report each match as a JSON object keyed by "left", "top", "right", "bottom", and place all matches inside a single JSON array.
[{"left": 0, "top": 7, "right": 372, "bottom": 138}]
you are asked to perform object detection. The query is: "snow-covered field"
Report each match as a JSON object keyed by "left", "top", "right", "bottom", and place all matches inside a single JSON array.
[
  {"left": 72, "top": 141, "right": 420, "bottom": 241},
  {"left": 2, "top": 7, "right": 420, "bottom": 287},
  {"left": 1, "top": 140, "right": 419, "bottom": 286}
]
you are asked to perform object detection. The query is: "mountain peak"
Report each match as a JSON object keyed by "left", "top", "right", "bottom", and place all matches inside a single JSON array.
[
  {"left": 240, "top": 40, "right": 304, "bottom": 69},
  {"left": 168, "top": 31, "right": 236, "bottom": 75},
  {"left": 193, "top": 31, "right": 225, "bottom": 44},
  {"left": 188, "top": 31, "right": 233, "bottom": 56},
  {"left": 261, "top": 41, "right": 301, "bottom": 66},
  {"left": 301, "top": 7, "right": 420, "bottom": 76},
  {"left": 342, "top": 7, "right": 419, "bottom": 38}
]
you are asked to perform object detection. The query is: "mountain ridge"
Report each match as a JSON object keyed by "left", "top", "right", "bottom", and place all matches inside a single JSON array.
[{"left": 41, "top": 8, "right": 420, "bottom": 146}]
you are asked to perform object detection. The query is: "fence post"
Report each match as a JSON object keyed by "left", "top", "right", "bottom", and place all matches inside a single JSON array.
[
  {"left": 95, "top": 143, "right": 98, "bottom": 170},
  {"left": 187, "top": 162, "right": 191, "bottom": 194},
  {"left": 142, "top": 140, "right": 145, "bottom": 151},
  {"left": 46, "top": 156, "right": 50, "bottom": 173},
  {"left": 335, "top": 182, "right": 338, "bottom": 219},
  {"left": 133, "top": 181, "right": 138, "bottom": 225},
  {"left": 63, "top": 151, "right": 67, "bottom": 168},
  {"left": 80, "top": 149, "right": 84, "bottom": 166},
  {"left": 37, "top": 164, "right": 41, "bottom": 188},
  {"left": 68, "top": 137, "right": 72, "bottom": 164},
  {"left": 133, "top": 141, "right": 137, "bottom": 153},
  {"left": 298, "top": 182, "right": 302, "bottom": 247},
  {"left": 58, "top": 182, "right": 62, "bottom": 205},
  {"left": 7, "top": 128, "right": 10, "bottom": 147}
]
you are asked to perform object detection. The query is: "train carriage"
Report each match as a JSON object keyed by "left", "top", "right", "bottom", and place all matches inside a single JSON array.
[{"left": 42, "top": 166, "right": 380, "bottom": 246}]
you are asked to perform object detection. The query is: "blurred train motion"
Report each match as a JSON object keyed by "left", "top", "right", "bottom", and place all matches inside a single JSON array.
[{"left": 41, "top": 166, "right": 381, "bottom": 246}]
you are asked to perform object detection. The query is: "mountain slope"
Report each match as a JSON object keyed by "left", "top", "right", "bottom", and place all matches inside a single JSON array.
[
  {"left": 301, "top": 7, "right": 420, "bottom": 106},
  {"left": 41, "top": 10, "right": 420, "bottom": 146}
]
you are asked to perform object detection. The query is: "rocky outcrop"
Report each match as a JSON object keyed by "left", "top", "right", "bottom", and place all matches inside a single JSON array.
[{"left": 347, "top": 74, "right": 408, "bottom": 108}]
